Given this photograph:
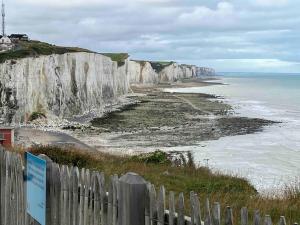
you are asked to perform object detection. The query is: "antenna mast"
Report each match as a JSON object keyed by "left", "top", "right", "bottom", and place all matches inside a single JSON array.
[{"left": 2, "top": 0, "right": 5, "bottom": 36}]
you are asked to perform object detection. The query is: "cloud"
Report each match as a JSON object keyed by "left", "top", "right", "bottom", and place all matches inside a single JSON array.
[
  {"left": 178, "top": 2, "right": 236, "bottom": 29},
  {"left": 4, "top": 0, "right": 300, "bottom": 72},
  {"left": 251, "top": 0, "right": 289, "bottom": 7}
]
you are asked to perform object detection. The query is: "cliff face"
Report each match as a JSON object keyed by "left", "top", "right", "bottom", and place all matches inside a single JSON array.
[
  {"left": 0, "top": 52, "right": 214, "bottom": 124},
  {"left": 128, "top": 61, "right": 198, "bottom": 84},
  {"left": 0, "top": 53, "right": 129, "bottom": 123},
  {"left": 128, "top": 61, "right": 159, "bottom": 84},
  {"left": 196, "top": 67, "right": 216, "bottom": 76}
]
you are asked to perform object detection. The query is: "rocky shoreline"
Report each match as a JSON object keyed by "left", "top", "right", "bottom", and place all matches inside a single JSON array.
[
  {"left": 15, "top": 78, "right": 277, "bottom": 155},
  {"left": 61, "top": 79, "right": 276, "bottom": 154}
]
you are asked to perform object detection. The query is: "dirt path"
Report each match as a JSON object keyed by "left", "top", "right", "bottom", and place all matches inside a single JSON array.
[
  {"left": 174, "top": 94, "right": 214, "bottom": 115},
  {"left": 16, "top": 127, "right": 96, "bottom": 151}
]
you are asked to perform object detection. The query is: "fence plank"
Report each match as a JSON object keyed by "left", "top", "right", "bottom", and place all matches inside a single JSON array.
[
  {"left": 264, "top": 215, "right": 272, "bottom": 225},
  {"left": 225, "top": 206, "right": 233, "bottom": 225},
  {"left": 83, "top": 169, "right": 91, "bottom": 225},
  {"left": 71, "top": 167, "right": 80, "bottom": 225},
  {"left": 112, "top": 175, "right": 118, "bottom": 225},
  {"left": 190, "top": 192, "right": 195, "bottom": 225},
  {"left": 145, "top": 183, "right": 151, "bottom": 225},
  {"left": 193, "top": 194, "right": 201, "bottom": 225},
  {"left": 204, "top": 198, "right": 212, "bottom": 225},
  {"left": 279, "top": 216, "right": 286, "bottom": 225},
  {"left": 178, "top": 192, "right": 185, "bottom": 225},
  {"left": 0, "top": 149, "right": 4, "bottom": 225},
  {"left": 212, "top": 202, "right": 221, "bottom": 225},
  {"left": 100, "top": 173, "right": 107, "bottom": 225},
  {"left": 169, "top": 191, "right": 175, "bottom": 225},
  {"left": 108, "top": 175, "right": 114, "bottom": 225},
  {"left": 254, "top": 210, "right": 260, "bottom": 225},
  {"left": 10, "top": 154, "right": 17, "bottom": 225},
  {"left": 3, "top": 151, "right": 11, "bottom": 225},
  {"left": 52, "top": 163, "right": 61, "bottom": 225},
  {"left": 149, "top": 184, "right": 157, "bottom": 225},
  {"left": 16, "top": 154, "right": 25, "bottom": 225},
  {"left": 79, "top": 168, "right": 85, "bottom": 225},
  {"left": 157, "top": 186, "right": 166, "bottom": 225},
  {"left": 0, "top": 147, "right": 3, "bottom": 225},
  {"left": 92, "top": 172, "right": 101, "bottom": 225},
  {"left": 60, "top": 165, "right": 70, "bottom": 225},
  {"left": 241, "top": 207, "right": 248, "bottom": 225}
]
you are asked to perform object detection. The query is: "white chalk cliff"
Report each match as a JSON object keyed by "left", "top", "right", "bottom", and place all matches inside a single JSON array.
[{"left": 0, "top": 52, "right": 215, "bottom": 123}]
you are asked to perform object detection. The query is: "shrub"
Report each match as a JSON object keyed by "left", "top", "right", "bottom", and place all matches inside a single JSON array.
[
  {"left": 28, "top": 112, "right": 46, "bottom": 121},
  {"left": 130, "top": 150, "right": 171, "bottom": 164}
]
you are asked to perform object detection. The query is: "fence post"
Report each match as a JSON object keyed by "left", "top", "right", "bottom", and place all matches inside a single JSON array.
[{"left": 118, "top": 172, "right": 147, "bottom": 225}]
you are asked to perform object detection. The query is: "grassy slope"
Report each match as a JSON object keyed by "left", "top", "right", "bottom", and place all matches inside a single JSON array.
[
  {"left": 101, "top": 53, "right": 129, "bottom": 62},
  {"left": 0, "top": 40, "right": 92, "bottom": 63},
  {"left": 0, "top": 40, "right": 129, "bottom": 65},
  {"left": 0, "top": 40, "right": 176, "bottom": 69},
  {"left": 101, "top": 53, "right": 129, "bottom": 67},
  {"left": 13, "top": 146, "right": 300, "bottom": 224},
  {"left": 149, "top": 61, "right": 175, "bottom": 73},
  {"left": 132, "top": 60, "right": 175, "bottom": 73}
]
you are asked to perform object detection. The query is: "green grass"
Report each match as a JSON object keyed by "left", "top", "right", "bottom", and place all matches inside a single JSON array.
[
  {"left": 22, "top": 145, "right": 300, "bottom": 224},
  {"left": 101, "top": 53, "right": 129, "bottom": 66},
  {"left": 0, "top": 40, "right": 92, "bottom": 63},
  {"left": 0, "top": 41, "right": 130, "bottom": 67},
  {"left": 149, "top": 61, "right": 175, "bottom": 73}
]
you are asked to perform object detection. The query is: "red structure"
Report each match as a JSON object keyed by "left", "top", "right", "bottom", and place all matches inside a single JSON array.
[{"left": 0, "top": 127, "right": 14, "bottom": 148}]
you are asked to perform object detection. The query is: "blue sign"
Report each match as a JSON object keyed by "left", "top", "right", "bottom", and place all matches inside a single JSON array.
[{"left": 26, "top": 152, "right": 46, "bottom": 225}]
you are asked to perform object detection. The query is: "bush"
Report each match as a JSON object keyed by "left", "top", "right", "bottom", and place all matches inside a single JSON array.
[
  {"left": 29, "top": 145, "right": 93, "bottom": 168},
  {"left": 130, "top": 150, "right": 171, "bottom": 164},
  {"left": 28, "top": 112, "right": 46, "bottom": 121}
]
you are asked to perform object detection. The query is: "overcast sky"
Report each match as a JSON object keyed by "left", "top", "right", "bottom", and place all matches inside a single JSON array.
[{"left": 5, "top": 0, "right": 300, "bottom": 72}]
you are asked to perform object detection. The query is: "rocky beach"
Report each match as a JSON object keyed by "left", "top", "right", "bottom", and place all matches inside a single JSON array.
[{"left": 16, "top": 78, "right": 276, "bottom": 156}]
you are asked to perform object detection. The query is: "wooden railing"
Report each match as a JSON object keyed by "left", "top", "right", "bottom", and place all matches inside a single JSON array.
[{"left": 0, "top": 147, "right": 296, "bottom": 225}]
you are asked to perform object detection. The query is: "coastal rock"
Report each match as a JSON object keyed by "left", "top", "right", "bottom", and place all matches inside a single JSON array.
[
  {"left": 0, "top": 52, "right": 215, "bottom": 124},
  {"left": 128, "top": 61, "right": 159, "bottom": 84},
  {"left": 196, "top": 67, "right": 216, "bottom": 76},
  {"left": 0, "top": 52, "right": 129, "bottom": 123},
  {"left": 128, "top": 61, "right": 200, "bottom": 84}
]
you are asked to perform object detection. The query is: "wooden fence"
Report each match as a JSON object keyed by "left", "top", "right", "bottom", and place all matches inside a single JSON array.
[{"left": 0, "top": 147, "right": 296, "bottom": 225}]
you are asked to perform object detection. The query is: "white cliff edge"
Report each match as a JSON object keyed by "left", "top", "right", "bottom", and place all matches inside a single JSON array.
[{"left": 0, "top": 52, "right": 215, "bottom": 124}]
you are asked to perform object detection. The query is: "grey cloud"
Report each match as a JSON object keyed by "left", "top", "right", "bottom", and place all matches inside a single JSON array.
[{"left": 4, "top": 0, "right": 300, "bottom": 72}]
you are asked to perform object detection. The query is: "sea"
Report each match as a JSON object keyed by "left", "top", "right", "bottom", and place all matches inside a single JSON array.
[{"left": 164, "top": 73, "right": 300, "bottom": 193}]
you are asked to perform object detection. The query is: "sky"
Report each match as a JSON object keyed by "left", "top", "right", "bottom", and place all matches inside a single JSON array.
[{"left": 5, "top": 0, "right": 300, "bottom": 73}]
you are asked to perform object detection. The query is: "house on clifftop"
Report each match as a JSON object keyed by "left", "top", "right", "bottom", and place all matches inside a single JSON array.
[
  {"left": 0, "top": 35, "right": 13, "bottom": 51},
  {"left": 9, "top": 34, "right": 29, "bottom": 42}
]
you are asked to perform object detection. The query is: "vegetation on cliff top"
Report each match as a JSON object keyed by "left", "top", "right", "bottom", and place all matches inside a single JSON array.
[
  {"left": 7, "top": 145, "right": 300, "bottom": 224},
  {"left": 132, "top": 60, "right": 175, "bottom": 73},
  {"left": 101, "top": 53, "right": 129, "bottom": 67},
  {"left": 149, "top": 61, "right": 175, "bottom": 73},
  {"left": 101, "top": 53, "right": 129, "bottom": 62},
  {"left": 0, "top": 40, "right": 129, "bottom": 65},
  {"left": 0, "top": 40, "right": 92, "bottom": 63}
]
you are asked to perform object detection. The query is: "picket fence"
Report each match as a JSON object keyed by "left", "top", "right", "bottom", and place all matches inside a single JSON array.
[{"left": 0, "top": 147, "right": 297, "bottom": 225}]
